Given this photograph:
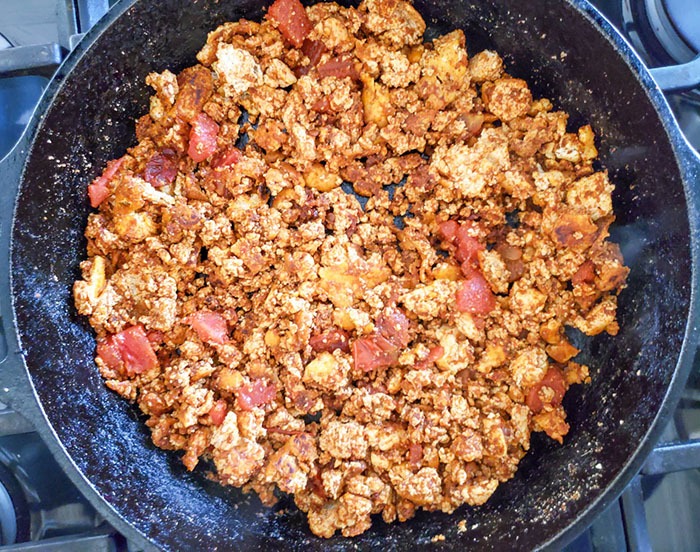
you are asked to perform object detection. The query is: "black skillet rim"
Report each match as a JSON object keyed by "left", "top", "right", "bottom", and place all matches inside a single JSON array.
[{"left": 0, "top": 0, "right": 698, "bottom": 550}]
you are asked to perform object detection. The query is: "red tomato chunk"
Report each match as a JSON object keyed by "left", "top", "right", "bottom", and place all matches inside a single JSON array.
[
  {"left": 211, "top": 147, "right": 242, "bottom": 169},
  {"left": 455, "top": 234, "right": 484, "bottom": 266},
  {"left": 187, "top": 312, "right": 229, "bottom": 345},
  {"left": 352, "top": 338, "right": 396, "bottom": 372},
  {"left": 456, "top": 270, "right": 496, "bottom": 314},
  {"left": 438, "top": 220, "right": 459, "bottom": 242},
  {"left": 188, "top": 113, "right": 219, "bottom": 162},
  {"left": 572, "top": 260, "right": 595, "bottom": 286},
  {"left": 309, "top": 329, "right": 350, "bottom": 353},
  {"left": 96, "top": 338, "right": 122, "bottom": 371},
  {"left": 97, "top": 324, "right": 158, "bottom": 376},
  {"left": 318, "top": 57, "right": 360, "bottom": 80},
  {"left": 376, "top": 307, "right": 411, "bottom": 349},
  {"left": 115, "top": 326, "right": 159, "bottom": 375},
  {"left": 87, "top": 156, "right": 125, "bottom": 207},
  {"left": 88, "top": 182, "right": 109, "bottom": 208},
  {"left": 352, "top": 307, "right": 410, "bottom": 372},
  {"left": 297, "top": 39, "right": 327, "bottom": 75},
  {"left": 267, "top": 0, "right": 311, "bottom": 48},
  {"left": 209, "top": 399, "right": 228, "bottom": 425},
  {"left": 526, "top": 368, "right": 567, "bottom": 412},
  {"left": 237, "top": 381, "right": 276, "bottom": 411},
  {"left": 438, "top": 220, "right": 485, "bottom": 266},
  {"left": 143, "top": 150, "right": 178, "bottom": 187}
]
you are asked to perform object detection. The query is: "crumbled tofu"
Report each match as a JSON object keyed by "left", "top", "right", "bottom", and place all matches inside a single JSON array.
[
  {"left": 400, "top": 279, "right": 459, "bottom": 320},
  {"left": 468, "top": 50, "right": 503, "bottom": 82},
  {"left": 214, "top": 43, "right": 263, "bottom": 96},
  {"left": 567, "top": 172, "right": 614, "bottom": 221},
  {"left": 510, "top": 347, "right": 548, "bottom": 387}
]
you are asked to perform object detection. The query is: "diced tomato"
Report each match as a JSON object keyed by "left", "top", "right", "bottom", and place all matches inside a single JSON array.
[
  {"left": 526, "top": 387, "right": 541, "bottom": 412},
  {"left": 318, "top": 56, "right": 359, "bottom": 80},
  {"left": 572, "top": 260, "right": 595, "bottom": 286},
  {"left": 188, "top": 113, "right": 219, "bottom": 163},
  {"left": 211, "top": 147, "right": 242, "bottom": 169},
  {"left": 87, "top": 179, "right": 110, "bottom": 209},
  {"left": 438, "top": 220, "right": 485, "bottom": 266},
  {"left": 267, "top": 0, "right": 311, "bottom": 48},
  {"left": 456, "top": 234, "right": 485, "bottom": 266},
  {"left": 102, "top": 156, "right": 126, "bottom": 181},
  {"left": 99, "top": 325, "right": 158, "bottom": 377},
  {"left": 96, "top": 338, "right": 123, "bottom": 372},
  {"left": 454, "top": 224, "right": 476, "bottom": 245},
  {"left": 351, "top": 308, "right": 410, "bottom": 372},
  {"left": 408, "top": 443, "right": 423, "bottom": 465},
  {"left": 544, "top": 368, "right": 567, "bottom": 398},
  {"left": 352, "top": 337, "right": 396, "bottom": 372},
  {"left": 373, "top": 335, "right": 398, "bottom": 353},
  {"left": 456, "top": 271, "right": 496, "bottom": 314},
  {"left": 415, "top": 345, "right": 444, "bottom": 369},
  {"left": 309, "top": 329, "right": 350, "bottom": 353},
  {"left": 301, "top": 39, "right": 326, "bottom": 67},
  {"left": 209, "top": 399, "right": 228, "bottom": 425},
  {"left": 113, "top": 325, "right": 159, "bottom": 375},
  {"left": 87, "top": 156, "right": 125, "bottom": 207},
  {"left": 237, "top": 380, "right": 276, "bottom": 411},
  {"left": 428, "top": 345, "right": 444, "bottom": 362},
  {"left": 143, "top": 150, "right": 178, "bottom": 187},
  {"left": 187, "top": 312, "right": 229, "bottom": 345},
  {"left": 376, "top": 307, "right": 411, "bottom": 349},
  {"left": 297, "top": 39, "right": 327, "bottom": 77},
  {"left": 438, "top": 220, "right": 459, "bottom": 243},
  {"left": 527, "top": 368, "right": 567, "bottom": 413}
]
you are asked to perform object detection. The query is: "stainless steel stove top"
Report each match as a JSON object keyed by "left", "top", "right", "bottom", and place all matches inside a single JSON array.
[{"left": 0, "top": 1, "right": 698, "bottom": 551}]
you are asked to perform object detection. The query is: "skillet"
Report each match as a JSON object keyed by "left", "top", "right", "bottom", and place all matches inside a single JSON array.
[{"left": 0, "top": 0, "right": 699, "bottom": 550}]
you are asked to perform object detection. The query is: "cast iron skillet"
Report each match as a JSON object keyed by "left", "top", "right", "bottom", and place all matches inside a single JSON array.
[{"left": 0, "top": 0, "right": 699, "bottom": 550}]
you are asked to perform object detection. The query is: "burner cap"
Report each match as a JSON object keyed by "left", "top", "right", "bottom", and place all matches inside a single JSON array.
[{"left": 663, "top": 0, "right": 700, "bottom": 54}]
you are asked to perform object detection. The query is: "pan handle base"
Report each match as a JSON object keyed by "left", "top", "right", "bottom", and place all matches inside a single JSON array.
[{"left": 650, "top": 56, "right": 700, "bottom": 93}]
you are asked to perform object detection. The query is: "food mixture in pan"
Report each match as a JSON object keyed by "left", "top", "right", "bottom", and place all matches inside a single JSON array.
[{"left": 73, "top": 0, "right": 629, "bottom": 538}]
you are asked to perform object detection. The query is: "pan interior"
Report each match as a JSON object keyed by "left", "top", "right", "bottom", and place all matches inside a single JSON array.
[{"left": 9, "top": 0, "right": 692, "bottom": 550}]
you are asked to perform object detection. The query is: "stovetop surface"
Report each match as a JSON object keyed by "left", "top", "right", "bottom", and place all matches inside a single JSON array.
[{"left": 0, "top": 1, "right": 699, "bottom": 551}]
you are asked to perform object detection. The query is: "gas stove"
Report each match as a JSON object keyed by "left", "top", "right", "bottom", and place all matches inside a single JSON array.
[{"left": 0, "top": 1, "right": 699, "bottom": 551}]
